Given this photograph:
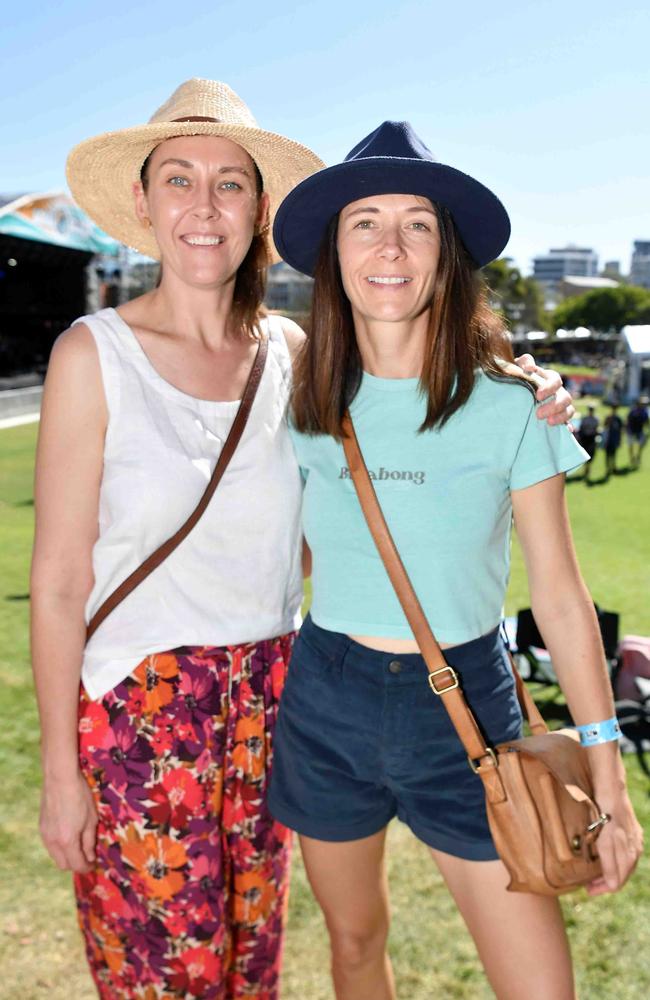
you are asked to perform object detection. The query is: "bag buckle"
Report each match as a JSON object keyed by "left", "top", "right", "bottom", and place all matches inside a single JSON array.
[
  {"left": 427, "top": 666, "right": 459, "bottom": 695},
  {"left": 586, "top": 812, "right": 611, "bottom": 835},
  {"left": 573, "top": 812, "right": 611, "bottom": 853},
  {"left": 467, "top": 748, "right": 498, "bottom": 774}
]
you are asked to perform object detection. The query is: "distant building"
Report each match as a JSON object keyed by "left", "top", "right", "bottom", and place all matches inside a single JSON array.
[
  {"left": 603, "top": 260, "right": 621, "bottom": 279},
  {"left": 630, "top": 241, "right": 650, "bottom": 289},
  {"left": 265, "top": 261, "right": 313, "bottom": 313},
  {"left": 559, "top": 275, "right": 619, "bottom": 300},
  {"left": 532, "top": 245, "right": 599, "bottom": 285},
  {"left": 121, "top": 259, "right": 160, "bottom": 301},
  {"left": 266, "top": 261, "right": 313, "bottom": 312},
  {"left": 532, "top": 245, "right": 599, "bottom": 308}
]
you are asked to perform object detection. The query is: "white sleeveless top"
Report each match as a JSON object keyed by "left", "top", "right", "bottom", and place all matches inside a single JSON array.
[{"left": 80, "top": 308, "right": 303, "bottom": 700}]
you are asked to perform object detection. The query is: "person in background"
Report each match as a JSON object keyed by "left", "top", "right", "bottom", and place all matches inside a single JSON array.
[
  {"left": 578, "top": 403, "right": 600, "bottom": 482},
  {"left": 603, "top": 403, "right": 624, "bottom": 477},
  {"left": 626, "top": 396, "right": 649, "bottom": 469}
]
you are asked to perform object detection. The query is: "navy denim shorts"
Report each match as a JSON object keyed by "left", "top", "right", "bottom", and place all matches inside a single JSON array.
[{"left": 268, "top": 614, "right": 523, "bottom": 860}]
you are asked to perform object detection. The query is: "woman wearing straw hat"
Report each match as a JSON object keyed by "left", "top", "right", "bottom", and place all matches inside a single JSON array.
[
  {"left": 30, "top": 79, "right": 323, "bottom": 999},
  {"left": 267, "top": 122, "right": 642, "bottom": 999}
]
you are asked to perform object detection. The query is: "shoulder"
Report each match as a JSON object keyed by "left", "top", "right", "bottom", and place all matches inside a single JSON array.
[
  {"left": 48, "top": 321, "right": 101, "bottom": 373},
  {"left": 43, "top": 322, "right": 106, "bottom": 422},
  {"left": 272, "top": 314, "right": 306, "bottom": 363},
  {"left": 470, "top": 369, "right": 536, "bottom": 421}
]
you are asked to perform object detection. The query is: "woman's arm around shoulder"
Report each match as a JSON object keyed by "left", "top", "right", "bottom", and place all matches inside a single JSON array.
[
  {"left": 513, "top": 352, "right": 575, "bottom": 426},
  {"left": 31, "top": 322, "right": 107, "bottom": 873},
  {"left": 511, "top": 475, "right": 643, "bottom": 895}
]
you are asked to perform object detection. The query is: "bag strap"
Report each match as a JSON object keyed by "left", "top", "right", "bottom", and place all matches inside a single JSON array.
[
  {"left": 341, "top": 411, "right": 547, "bottom": 769},
  {"left": 86, "top": 336, "right": 269, "bottom": 642}
]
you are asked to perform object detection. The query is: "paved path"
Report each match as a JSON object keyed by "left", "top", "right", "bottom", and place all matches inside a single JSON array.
[
  {"left": 0, "top": 386, "right": 42, "bottom": 430},
  {"left": 0, "top": 412, "right": 40, "bottom": 430}
]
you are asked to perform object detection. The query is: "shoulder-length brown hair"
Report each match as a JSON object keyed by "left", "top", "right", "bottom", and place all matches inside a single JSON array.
[
  {"left": 231, "top": 231, "right": 269, "bottom": 340},
  {"left": 291, "top": 203, "right": 532, "bottom": 437},
  {"left": 141, "top": 153, "right": 269, "bottom": 340}
]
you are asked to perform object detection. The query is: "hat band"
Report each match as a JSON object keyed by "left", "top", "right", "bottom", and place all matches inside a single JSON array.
[{"left": 171, "top": 115, "right": 222, "bottom": 123}]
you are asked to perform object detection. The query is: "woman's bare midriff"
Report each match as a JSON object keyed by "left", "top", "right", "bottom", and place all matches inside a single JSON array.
[{"left": 348, "top": 634, "right": 457, "bottom": 653}]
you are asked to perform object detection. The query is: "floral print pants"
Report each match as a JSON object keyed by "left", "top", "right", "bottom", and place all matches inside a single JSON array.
[{"left": 74, "top": 635, "right": 294, "bottom": 999}]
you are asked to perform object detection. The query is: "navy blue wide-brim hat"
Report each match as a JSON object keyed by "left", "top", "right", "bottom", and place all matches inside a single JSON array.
[{"left": 273, "top": 121, "right": 511, "bottom": 275}]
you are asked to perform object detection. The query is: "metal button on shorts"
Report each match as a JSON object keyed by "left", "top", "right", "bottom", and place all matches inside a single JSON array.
[{"left": 388, "top": 659, "right": 402, "bottom": 674}]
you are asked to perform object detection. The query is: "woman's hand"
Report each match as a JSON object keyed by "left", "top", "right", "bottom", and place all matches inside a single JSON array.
[
  {"left": 514, "top": 353, "right": 576, "bottom": 426},
  {"left": 39, "top": 771, "right": 98, "bottom": 874},
  {"left": 586, "top": 788, "right": 644, "bottom": 895},
  {"left": 512, "top": 478, "right": 642, "bottom": 897}
]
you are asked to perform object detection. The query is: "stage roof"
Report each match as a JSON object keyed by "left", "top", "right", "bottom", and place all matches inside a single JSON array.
[{"left": 0, "top": 192, "right": 119, "bottom": 255}]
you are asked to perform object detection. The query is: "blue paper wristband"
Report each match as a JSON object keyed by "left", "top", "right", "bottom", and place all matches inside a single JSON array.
[{"left": 576, "top": 716, "right": 622, "bottom": 746}]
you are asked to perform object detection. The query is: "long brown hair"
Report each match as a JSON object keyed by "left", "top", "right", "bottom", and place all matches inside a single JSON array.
[
  {"left": 140, "top": 152, "right": 269, "bottom": 340},
  {"left": 291, "top": 203, "right": 531, "bottom": 437}
]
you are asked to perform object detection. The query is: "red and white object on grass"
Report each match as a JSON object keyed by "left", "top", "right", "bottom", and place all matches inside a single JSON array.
[{"left": 615, "top": 636, "right": 650, "bottom": 702}]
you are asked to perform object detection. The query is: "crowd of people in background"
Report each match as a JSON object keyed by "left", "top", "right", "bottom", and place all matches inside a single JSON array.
[{"left": 575, "top": 397, "right": 649, "bottom": 482}]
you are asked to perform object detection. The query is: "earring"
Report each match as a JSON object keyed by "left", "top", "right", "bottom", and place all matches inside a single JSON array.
[
  {"left": 142, "top": 216, "right": 152, "bottom": 229},
  {"left": 256, "top": 220, "right": 270, "bottom": 237}
]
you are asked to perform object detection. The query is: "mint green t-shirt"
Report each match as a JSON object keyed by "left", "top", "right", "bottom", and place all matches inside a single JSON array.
[{"left": 291, "top": 370, "right": 588, "bottom": 644}]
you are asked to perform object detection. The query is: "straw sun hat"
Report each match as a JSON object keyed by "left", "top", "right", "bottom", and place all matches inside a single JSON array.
[{"left": 66, "top": 78, "right": 325, "bottom": 261}]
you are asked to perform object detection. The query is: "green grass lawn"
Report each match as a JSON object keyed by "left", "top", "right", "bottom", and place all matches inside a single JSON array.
[
  {"left": 553, "top": 364, "right": 601, "bottom": 378},
  {"left": 1, "top": 421, "right": 649, "bottom": 999}
]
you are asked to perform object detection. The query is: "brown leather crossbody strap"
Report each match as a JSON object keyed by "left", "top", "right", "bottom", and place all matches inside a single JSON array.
[
  {"left": 341, "top": 411, "right": 546, "bottom": 766},
  {"left": 86, "top": 337, "right": 269, "bottom": 642}
]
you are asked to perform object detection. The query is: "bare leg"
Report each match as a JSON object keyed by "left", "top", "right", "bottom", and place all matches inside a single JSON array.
[
  {"left": 299, "top": 829, "right": 395, "bottom": 1000},
  {"left": 431, "top": 847, "right": 575, "bottom": 1000}
]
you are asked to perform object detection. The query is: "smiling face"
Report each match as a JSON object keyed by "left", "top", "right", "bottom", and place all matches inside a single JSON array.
[
  {"left": 336, "top": 193, "right": 441, "bottom": 328},
  {"left": 134, "top": 134, "right": 269, "bottom": 288}
]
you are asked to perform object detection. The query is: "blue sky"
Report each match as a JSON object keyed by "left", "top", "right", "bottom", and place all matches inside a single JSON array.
[{"left": 2, "top": 0, "right": 648, "bottom": 274}]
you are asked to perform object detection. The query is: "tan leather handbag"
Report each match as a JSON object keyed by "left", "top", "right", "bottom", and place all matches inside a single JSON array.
[
  {"left": 86, "top": 337, "right": 268, "bottom": 641},
  {"left": 342, "top": 411, "right": 609, "bottom": 896}
]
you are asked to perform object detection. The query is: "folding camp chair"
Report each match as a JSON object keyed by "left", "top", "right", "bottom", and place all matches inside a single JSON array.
[{"left": 513, "top": 605, "right": 619, "bottom": 685}]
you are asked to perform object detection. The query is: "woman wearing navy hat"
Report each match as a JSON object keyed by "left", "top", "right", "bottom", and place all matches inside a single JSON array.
[{"left": 268, "top": 122, "right": 642, "bottom": 999}]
